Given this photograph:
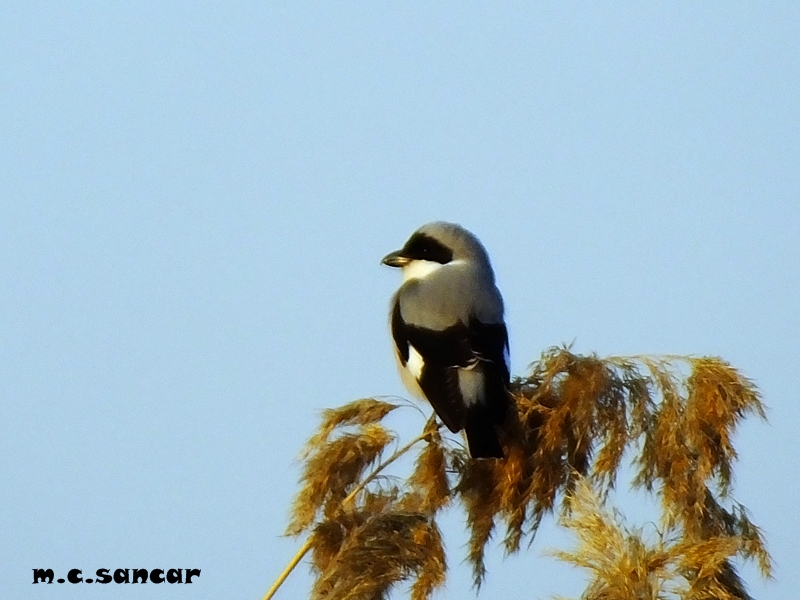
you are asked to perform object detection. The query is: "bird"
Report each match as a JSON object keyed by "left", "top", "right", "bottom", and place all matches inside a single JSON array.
[{"left": 382, "top": 222, "right": 511, "bottom": 458}]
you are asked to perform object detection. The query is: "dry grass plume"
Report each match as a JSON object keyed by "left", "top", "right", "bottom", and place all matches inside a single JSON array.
[{"left": 270, "top": 349, "right": 770, "bottom": 600}]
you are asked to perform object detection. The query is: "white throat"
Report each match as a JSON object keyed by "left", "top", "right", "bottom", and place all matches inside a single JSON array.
[{"left": 402, "top": 260, "right": 444, "bottom": 282}]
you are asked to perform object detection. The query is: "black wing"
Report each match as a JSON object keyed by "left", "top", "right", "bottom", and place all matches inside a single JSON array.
[{"left": 391, "top": 299, "right": 510, "bottom": 435}]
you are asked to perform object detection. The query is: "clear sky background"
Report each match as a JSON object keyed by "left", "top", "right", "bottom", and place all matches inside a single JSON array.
[{"left": 2, "top": 3, "right": 798, "bottom": 599}]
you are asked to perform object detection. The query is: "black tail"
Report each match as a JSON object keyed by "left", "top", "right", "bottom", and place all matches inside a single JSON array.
[{"left": 464, "top": 405, "right": 504, "bottom": 458}]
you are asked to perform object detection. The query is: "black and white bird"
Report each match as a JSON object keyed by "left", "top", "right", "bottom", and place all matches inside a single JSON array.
[{"left": 382, "top": 222, "right": 511, "bottom": 458}]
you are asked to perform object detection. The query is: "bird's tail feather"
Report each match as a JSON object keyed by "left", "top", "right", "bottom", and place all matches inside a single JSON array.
[{"left": 464, "top": 406, "right": 504, "bottom": 458}]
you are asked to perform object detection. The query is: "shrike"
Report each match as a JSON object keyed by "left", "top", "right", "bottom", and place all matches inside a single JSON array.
[{"left": 382, "top": 222, "right": 510, "bottom": 458}]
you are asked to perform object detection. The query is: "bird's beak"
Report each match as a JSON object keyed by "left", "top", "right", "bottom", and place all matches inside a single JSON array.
[{"left": 381, "top": 250, "right": 409, "bottom": 268}]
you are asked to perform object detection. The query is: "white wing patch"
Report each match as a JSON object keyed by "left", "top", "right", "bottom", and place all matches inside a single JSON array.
[
  {"left": 406, "top": 345, "right": 425, "bottom": 380},
  {"left": 395, "top": 344, "right": 425, "bottom": 399},
  {"left": 458, "top": 367, "right": 485, "bottom": 407},
  {"left": 404, "top": 343, "right": 487, "bottom": 408}
]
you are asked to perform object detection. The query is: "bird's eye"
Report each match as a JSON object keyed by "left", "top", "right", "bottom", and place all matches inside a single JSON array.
[{"left": 403, "top": 233, "right": 453, "bottom": 264}]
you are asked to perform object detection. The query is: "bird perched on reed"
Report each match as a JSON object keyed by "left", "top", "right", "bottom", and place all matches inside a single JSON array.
[{"left": 382, "top": 222, "right": 510, "bottom": 458}]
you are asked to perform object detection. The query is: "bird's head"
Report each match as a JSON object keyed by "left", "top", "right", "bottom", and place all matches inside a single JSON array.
[{"left": 381, "top": 222, "right": 493, "bottom": 282}]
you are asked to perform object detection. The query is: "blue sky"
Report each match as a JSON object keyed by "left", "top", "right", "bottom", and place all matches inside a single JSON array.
[{"left": 1, "top": 2, "right": 798, "bottom": 599}]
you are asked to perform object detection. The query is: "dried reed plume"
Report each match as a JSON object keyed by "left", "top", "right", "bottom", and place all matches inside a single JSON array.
[
  {"left": 264, "top": 349, "right": 770, "bottom": 600},
  {"left": 552, "top": 479, "right": 764, "bottom": 600}
]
